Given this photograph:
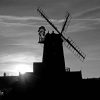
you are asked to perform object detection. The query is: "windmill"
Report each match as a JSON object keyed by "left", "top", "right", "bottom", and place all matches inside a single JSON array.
[{"left": 34, "top": 8, "right": 86, "bottom": 80}]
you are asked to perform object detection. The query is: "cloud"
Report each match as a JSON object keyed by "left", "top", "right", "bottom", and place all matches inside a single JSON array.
[
  {"left": 0, "top": 15, "right": 45, "bottom": 26},
  {"left": 0, "top": 15, "right": 67, "bottom": 38},
  {"left": 0, "top": 14, "right": 100, "bottom": 45},
  {"left": 75, "top": 6, "right": 100, "bottom": 19},
  {"left": 1, "top": 1, "right": 100, "bottom": 36},
  {"left": 0, "top": 15, "right": 44, "bottom": 21},
  {"left": 0, "top": 53, "right": 40, "bottom": 63},
  {"left": 0, "top": 15, "right": 65, "bottom": 24},
  {"left": 63, "top": 18, "right": 99, "bottom": 34},
  {"left": 0, "top": 16, "right": 39, "bottom": 38},
  {"left": 1, "top": 14, "right": 100, "bottom": 50}
]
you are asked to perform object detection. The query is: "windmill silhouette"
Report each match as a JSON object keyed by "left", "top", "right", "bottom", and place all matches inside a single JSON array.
[{"left": 34, "top": 8, "right": 86, "bottom": 81}]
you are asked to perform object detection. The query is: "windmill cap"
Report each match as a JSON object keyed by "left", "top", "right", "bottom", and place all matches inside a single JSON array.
[{"left": 38, "top": 26, "right": 46, "bottom": 32}]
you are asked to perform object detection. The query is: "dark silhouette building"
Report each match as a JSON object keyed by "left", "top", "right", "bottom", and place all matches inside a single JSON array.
[{"left": 33, "top": 28, "right": 83, "bottom": 94}]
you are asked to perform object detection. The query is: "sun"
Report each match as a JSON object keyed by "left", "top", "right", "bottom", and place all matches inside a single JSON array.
[{"left": 14, "top": 64, "right": 32, "bottom": 75}]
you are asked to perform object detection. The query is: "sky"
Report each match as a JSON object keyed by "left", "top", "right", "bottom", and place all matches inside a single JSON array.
[{"left": 0, "top": 0, "right": 100, "bottom": 78}]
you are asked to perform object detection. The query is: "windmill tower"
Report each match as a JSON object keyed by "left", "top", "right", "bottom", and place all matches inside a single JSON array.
[{"left": 34, "top": 8, "right": 86, "bottom": 81}]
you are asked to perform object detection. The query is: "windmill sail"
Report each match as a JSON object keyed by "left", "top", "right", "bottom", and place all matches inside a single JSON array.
[
  {"left": 37, "top": 8, "right": 60, "bottom": 34},
  {"left": 61, "top": 12, "right": 71, "bottom": 34},
  {"left": 37, "top": 8, "right": 86, "bottom": 61},
  {"left": 63, "top": 35, "right": 86, "bottom": 61}
]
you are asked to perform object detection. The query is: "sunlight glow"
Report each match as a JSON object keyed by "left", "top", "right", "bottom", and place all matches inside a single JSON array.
[{"left": 14, "top": 64, "right": 32, "bottom": 75}]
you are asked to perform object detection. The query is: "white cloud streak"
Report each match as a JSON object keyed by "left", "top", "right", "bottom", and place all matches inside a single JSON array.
[
  {"left": 0, "top": 53, "right": 41, "bottom": 63},
  {"left": 0, "top": 15, "right": 44, "bottom": 21}
]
